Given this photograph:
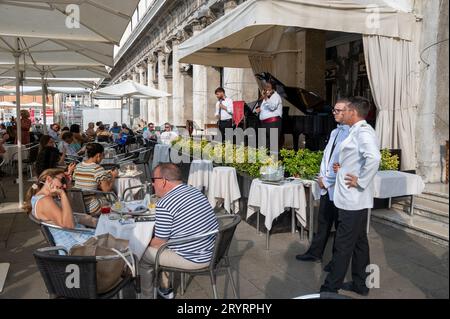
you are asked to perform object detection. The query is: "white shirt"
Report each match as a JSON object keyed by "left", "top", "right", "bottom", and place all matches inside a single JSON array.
[
  {"left": 259, "top": 91, "right": 283, "bottom": 121},
  {"left": 333, "top": 120, "right": 381, "bottom": 211},
  {"left": 58, "top": 141, "right": 77, "bottom": 156},
  {"left": 319, "top": 124, "right": 350, "bottom": 201},
  {"left": 48, "top": 128, "right": 60, "bottom": 142},
  {"left": 159, "top": 131, "right": 179, "bottom": 145},
  {"left": 215, "top": 97, "right": 233, "bottom": 121}
]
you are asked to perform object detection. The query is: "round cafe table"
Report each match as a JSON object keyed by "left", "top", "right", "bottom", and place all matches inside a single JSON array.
[
  {"left": 95, "top": 214, "right": 155, "bottom": 260},
  {"left": 247, "top": 178, "right": 307, "bottom": 250},
  {"left": 188, "top": 159, "right": 213, "bottom": 193},
  {"left": 152, "top": 144, "right": 171, "bottom": 170},
  {"left": 114, "top": 174, "right": 142, "bottom": 200}
]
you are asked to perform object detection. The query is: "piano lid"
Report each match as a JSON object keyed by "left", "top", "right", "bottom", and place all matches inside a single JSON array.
[{"left": 255, "top": 72, "right": 325, "bottom": 114}]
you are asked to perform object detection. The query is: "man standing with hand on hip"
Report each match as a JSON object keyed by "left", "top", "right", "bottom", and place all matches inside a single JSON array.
[
  {"left": 296, "top": 99, "right": 350, "bottom": 272},
  {"left": 320, "top": 96, "right": 381, "bottom": 296}
]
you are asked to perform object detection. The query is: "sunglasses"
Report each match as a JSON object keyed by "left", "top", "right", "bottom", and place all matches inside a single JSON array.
[{"left": 56, "top": 176, "right": 68, "bottom": 185}]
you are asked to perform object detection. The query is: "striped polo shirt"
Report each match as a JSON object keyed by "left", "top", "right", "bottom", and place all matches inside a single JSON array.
[
  {"left": 73, "top": 161, "right": 111, "bottom": 214},
  {"left": 155, "top": 184, "right": 218, "bottom": 264}
]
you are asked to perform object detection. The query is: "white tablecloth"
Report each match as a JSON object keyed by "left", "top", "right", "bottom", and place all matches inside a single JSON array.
[
  {"left": 247, "top": 179, "right": 307, "bottom": 230},
  {"left": 373, "top": 170, "right": 425, "bottom": 198},
  {"left": 95, "top": 214, "right": 154, "bottom": 260},
  {"left": 296, "top": 179, "right": 321, "bottom": 201},
  {"left": 152, "top": 144, "right": 171, "bottom": 169},
  {"left": 188, "top": 159, "right": 213, "bottom": 191},
  {"left": 208, "top": 166, "right": 241, "bottom": 214},
  {"left": 114, "top": 176, "right": 142, "bottom": 200}
]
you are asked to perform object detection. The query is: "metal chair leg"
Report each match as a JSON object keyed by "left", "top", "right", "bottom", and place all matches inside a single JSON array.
[
  {"left": 180, "top": 273, "right": 185, "bottom": 296},
  {"left": 226, "top": 266, "right": 238, "bottom": 299},
  {"left": 209, "top": 270, "right": 218, "bottom": 299}
]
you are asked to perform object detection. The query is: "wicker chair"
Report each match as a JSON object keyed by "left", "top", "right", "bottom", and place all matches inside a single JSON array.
[
  {"left": 33, "top": 246, "right": 140, "bottom": 299},
  {"left": 152, "top": 214, "right": 241, "bottom": 299}
]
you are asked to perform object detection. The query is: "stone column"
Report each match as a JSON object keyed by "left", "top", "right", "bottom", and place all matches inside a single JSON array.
[
  {"left": 171, "top": 36, "right": 185, "bottom": 126},
  {"left": 181, "top": 65, "right": 193, "bottom": 125},
  {"left": 191, "top": 21, "right": 209, "bottom": 129},
  {"left": 147, "top": 56, "right": 157, "bottom": 125},
  {"left": 156, "top": 47, "right": 169, "bottom": 124},
  {"left": 138, "top": 65, "right": 148, "bottom": 123}
]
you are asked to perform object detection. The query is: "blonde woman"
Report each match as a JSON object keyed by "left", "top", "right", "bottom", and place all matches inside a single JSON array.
[{"left": 25, "top": 168, "right": 96, "bottom": 250}]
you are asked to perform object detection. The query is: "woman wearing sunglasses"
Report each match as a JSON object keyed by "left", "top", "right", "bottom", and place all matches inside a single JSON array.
[{"left": 24, "top": 168, "right": 95, "bottom": 250}]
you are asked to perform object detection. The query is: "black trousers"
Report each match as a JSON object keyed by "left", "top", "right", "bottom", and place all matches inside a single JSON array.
[
  {"left": 320, "top": 208, "right": 370, "bottom": 293},
  {"left": 307, "top": 193, "right": 339, "bottom": 259},
  {"left": 260, "top": 119, "right": 282, "bottom": 152},
  {"left": 218, "top": 119, "right": 233, "bottom": 143}
]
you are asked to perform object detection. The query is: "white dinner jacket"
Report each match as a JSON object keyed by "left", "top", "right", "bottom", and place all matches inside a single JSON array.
[
  {"left": 319, "top": 124, "right": 350, "bottom": 201},
  {"left": 333, "top": 120, "right": 381, "bottom": 211}
]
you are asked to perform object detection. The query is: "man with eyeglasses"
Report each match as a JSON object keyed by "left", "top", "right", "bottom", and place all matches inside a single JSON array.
[
  {"left": 296, "top": 99, "right": 350, "bottom": 273},
  {"left": 320, "top": 96, "right": 381, "bottom": 296},
  {"left": 139, "top": 163, "right": 218, "bottom": 299}
]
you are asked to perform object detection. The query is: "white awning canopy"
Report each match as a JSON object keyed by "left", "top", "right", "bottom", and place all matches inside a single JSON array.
[
  {"left": 0, "top": 0, "right": 140, "bottom": 44},
  {"left": 178, "top": 0, "right": 417, "bottom": 68},
  {"left": 0, "top": 77, "right": 99, "bottom": 89},
  {"left": 0, "top": 86, "right": 92, "bottom": 96},
  {"left": 94, "top": 80, "right": 171, "bottom": 100}
]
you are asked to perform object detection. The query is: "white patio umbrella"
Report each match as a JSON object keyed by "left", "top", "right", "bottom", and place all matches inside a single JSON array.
[
  {"left": 0, "top": 0, "right": 140, "bottom": 207},
  {"left": 94, "top": 80, "right": 171, "bottom": 126},
  {"left": 21, "top": 102, "right": 42, "bottom": 108},
  {"left": 0, "top": 101, "right": 16, "bottom": 107}
]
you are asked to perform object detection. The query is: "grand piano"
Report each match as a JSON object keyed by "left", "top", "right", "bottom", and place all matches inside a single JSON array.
[{"left": 244, "top": 72, "right": 336, "bottom": 151}]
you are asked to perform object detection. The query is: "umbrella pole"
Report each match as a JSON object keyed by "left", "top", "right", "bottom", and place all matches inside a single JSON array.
[
  {"left": 40, "top": 72, "right": 47, "bottom": 134},
  {"left": 120, "top": 97, "right": 123, "bottom": 124},
  {"left": 52, "top": 93, "right": 55, "bottom": 125},
  {"left": 14, "top": 39, "right": 24, "bottom": 207}
]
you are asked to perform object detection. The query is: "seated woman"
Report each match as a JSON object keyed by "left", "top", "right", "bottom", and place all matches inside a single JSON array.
[{"left": 24, "top": 168, "right": 96, "bottom": 251}]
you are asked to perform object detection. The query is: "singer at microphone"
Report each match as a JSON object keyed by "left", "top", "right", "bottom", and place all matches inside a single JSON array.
[{"left": 214, "top": 87, "right": 234, "bottom": 143}]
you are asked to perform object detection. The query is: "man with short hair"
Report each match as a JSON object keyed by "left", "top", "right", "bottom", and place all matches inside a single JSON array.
[
  {"left": 143, "top": 122, "right": 159, "bottom": 146},
  {"left": 73, "top": 143, "right": 118, "bottom": 216},
  {"left": 139, "top": 163, "right": 219, "bottom": 299},
  {"left": 320, "top": 96, "right": 381, "bottom": 296},
  {"left": 214, "top": 87, "right": 234, "bottom": 143},
  {"left": 296, "top": 99, "right": 350, "bottom": 271},
  {"left": 48, "top": 123, "right": 60, "bottom": 142}
]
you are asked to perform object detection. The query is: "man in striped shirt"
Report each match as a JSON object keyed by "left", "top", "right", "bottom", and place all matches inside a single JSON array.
[
  {"left": 73, "top": 143, "right": 118, "bottom": 215},
  {"left": 140, "top": 163, "right": 219, "bottom": 299}
]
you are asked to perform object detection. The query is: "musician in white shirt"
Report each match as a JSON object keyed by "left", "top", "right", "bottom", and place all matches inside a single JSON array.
[
  {"left": 296, "top": 99, "right": 350, "bottom": 271},
  {"left": 255, "top": 81, "right": 283, "bottom": 153},
  {"left": 320, "top": 97, "right": 381, "bottom": 296},
  {"left": 214, "top": 87, "right": 233, "bottom": 143}
]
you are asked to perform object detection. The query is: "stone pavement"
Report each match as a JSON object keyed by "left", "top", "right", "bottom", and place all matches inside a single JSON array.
[{"left": 0, "top": 176, "right": 448, "bottom": 299}]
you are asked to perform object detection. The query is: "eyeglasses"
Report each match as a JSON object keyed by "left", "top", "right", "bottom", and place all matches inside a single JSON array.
[
  {"left": 332, "top": 108, "right": 346, "bottom": 114},
  {"left": 151, "top": 177, "right": 164, "bottom": 183}
]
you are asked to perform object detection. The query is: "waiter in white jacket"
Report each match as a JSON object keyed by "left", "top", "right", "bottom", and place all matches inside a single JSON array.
[
  {"left": 320, "top": 97, "right": 381, "bottom": 296},
  {"left": 296, "top": 99, "right": 350, "bottom": 271}
]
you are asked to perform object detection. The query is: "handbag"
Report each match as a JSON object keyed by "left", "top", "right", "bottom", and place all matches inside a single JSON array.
[{"left": 69, "top": 233, "right": 135, "bottom": 294}]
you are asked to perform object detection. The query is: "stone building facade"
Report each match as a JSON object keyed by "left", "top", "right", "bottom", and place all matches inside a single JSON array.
[{"left": 109, "top": 0, "right": 258, "bottom": 128}]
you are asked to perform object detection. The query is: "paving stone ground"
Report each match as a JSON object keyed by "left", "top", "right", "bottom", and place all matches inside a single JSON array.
[{"left": 0, "top": 175, "right": 448, "bottom": 299}]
